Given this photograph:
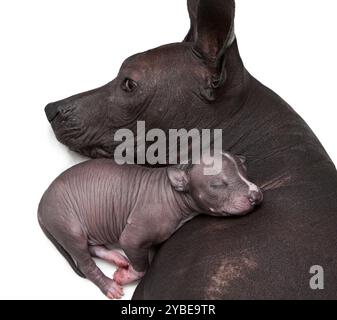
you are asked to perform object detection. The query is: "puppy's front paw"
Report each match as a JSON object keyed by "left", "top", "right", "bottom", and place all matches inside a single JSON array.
[
  {"left": 106, "top": 280, "right": 124, "bottom": 300},
  {"left": 113, "top": 266, "right": 145, "bottom": 285}
]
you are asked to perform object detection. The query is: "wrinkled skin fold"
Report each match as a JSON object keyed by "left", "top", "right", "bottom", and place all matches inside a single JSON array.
[{"left": 45, "top": 0, "right": 337, "bottom": 299}]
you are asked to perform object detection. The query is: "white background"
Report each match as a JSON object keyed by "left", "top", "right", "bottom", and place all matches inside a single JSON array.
[{"left": 0, "top": 0, "right": 336, "bottom": 300}]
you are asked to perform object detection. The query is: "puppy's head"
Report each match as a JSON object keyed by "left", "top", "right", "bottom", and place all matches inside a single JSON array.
[{"left": 167, "top": 152, "right": 263, "bottom": 216}]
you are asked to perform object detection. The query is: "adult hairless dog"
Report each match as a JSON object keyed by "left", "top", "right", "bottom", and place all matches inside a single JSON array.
[{"left": 45, "top": 0, "right": 337, "bottom": 299}]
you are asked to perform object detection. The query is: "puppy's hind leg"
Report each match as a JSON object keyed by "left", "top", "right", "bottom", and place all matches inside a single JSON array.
[{"left": 49, "top": 222, "right": 124, "bottom": 300}]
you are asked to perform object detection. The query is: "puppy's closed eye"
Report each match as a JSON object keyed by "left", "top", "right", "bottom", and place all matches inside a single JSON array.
[{"left": 210, "top": 180, "right": 228, "bottom": 189}]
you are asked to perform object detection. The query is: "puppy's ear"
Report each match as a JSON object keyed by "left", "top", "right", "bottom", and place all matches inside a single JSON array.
[
  {"left": 167, "top": 167, "right": 189, "bottom": 192},
  {"left": 184, "top": 0, "right": 236, "bottom": 100}
]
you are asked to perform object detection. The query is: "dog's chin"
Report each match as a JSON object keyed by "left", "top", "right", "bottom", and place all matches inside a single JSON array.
[
  {"left": 50, "top": 122, "right": 113, "bottom": 159},
  {"left": 70, "top": 146, "right": 114, "bottom": 159}
]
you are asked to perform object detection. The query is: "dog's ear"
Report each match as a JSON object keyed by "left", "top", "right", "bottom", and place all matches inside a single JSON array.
[
  {"left": 183, "top": 0, "right": 199, "bottom": 43},
  {"left": 184, "top": 0, "right": 236, "bottom": 100}
]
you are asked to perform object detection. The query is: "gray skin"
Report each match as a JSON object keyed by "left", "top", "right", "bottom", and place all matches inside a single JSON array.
[
  {"left": 38, "top": 153, "right": 262, "bottom": 299},
  {"left": 44, "top": 0, "right": 337, "bottom": 299}
]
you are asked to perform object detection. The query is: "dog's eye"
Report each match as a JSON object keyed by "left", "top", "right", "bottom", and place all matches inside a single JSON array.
[{"left": 121, "top": 78, "right": 137, "bottom": 93}]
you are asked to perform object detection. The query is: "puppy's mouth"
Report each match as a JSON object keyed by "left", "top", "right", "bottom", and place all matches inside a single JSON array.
[
  {"left": 222, "top": 209, "right": 251, "bottom": 217},
  {"left": 223, "top": 201, "right": 256, "bottom": 216}
]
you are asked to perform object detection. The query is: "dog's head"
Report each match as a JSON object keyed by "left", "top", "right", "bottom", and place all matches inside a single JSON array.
[{"left": 45, "top": 0, "right": 240, "bottom": 158}]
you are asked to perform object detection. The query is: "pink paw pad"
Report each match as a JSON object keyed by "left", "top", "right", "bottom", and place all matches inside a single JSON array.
[{"left": 113, "top": 266, "right": 145, "bottom": 285}]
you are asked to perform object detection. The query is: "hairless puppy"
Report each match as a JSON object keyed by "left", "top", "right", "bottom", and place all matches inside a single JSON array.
[{"left": 38, "top": 152, "right": 262, "bottom": 299}]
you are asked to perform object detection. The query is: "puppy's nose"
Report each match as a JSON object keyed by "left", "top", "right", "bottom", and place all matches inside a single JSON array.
[
  {"left": 248, "top": 190, "right": 263, "bottom": 206},
  {"left": 45, "top": 103, "right": 60, "bottom": 123}
]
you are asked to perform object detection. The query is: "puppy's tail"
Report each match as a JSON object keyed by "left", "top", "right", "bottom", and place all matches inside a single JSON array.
[{"left": 38, "top": 215, "right": 86, "bottom": 279}]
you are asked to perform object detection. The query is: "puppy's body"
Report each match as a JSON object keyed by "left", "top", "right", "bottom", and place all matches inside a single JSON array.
[
  {"left": 40, "top": 161, "right": 171, "bottom": 246},
  {"left": 38, "top": 160, "right": 188, "bottom": 299},
  {"left": 38, "top": 155, "right": 262, "bottom": 299}
]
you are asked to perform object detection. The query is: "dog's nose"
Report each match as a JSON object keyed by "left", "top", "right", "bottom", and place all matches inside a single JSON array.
[
  {"left": 45, "top": 103, "right": 60, "bottom": 123},
  {"left": 248, "top": 190, "right": 263, "bottom": 206}
]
